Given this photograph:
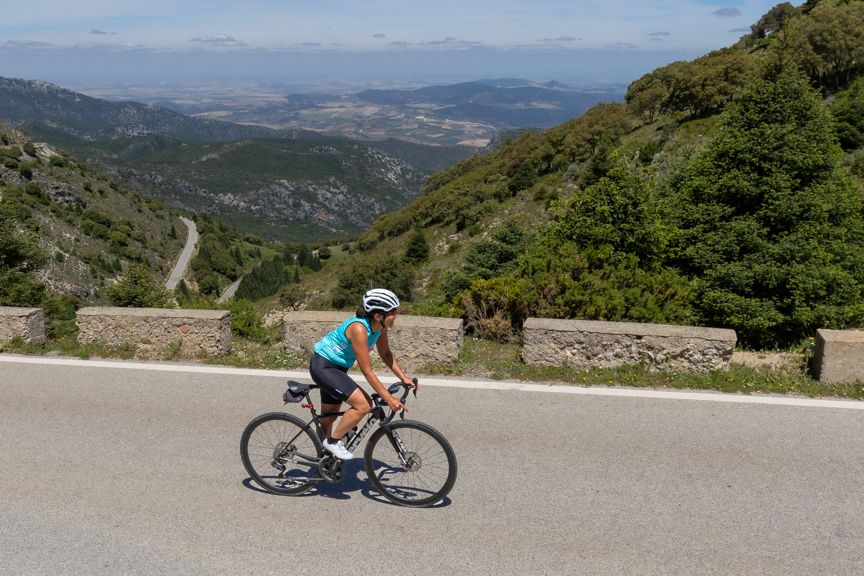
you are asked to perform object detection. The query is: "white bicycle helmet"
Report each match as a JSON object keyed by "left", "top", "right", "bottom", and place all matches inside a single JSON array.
[{"left": 363, "top": 288, "right": 400, "bottom": 313}]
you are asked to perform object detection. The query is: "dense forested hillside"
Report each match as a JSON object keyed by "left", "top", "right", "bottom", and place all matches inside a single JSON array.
[{"left": 300, "top": 0, "right": 864, "bottom": 350}]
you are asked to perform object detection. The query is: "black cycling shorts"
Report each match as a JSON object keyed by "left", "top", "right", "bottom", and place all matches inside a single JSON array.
[{"left": 309, "top": 353, "right": 361, "bottom": 405}]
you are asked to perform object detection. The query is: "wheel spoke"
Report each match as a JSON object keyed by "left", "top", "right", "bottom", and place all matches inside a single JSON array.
[
  {"left": 241, "top": 413, "right": 322, "bottom": 495},
  {"left": 364, "top": 422, "right": 456, "bottom": 507}
]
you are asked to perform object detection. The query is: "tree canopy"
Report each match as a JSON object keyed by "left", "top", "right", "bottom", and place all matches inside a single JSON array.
[{"left": 668, "top": 57, "right": 864, "bottom": 347}]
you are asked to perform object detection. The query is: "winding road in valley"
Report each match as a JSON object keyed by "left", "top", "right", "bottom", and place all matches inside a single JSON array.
[{"left": 164, "top": 216, "right": 198, "bottom": 290}]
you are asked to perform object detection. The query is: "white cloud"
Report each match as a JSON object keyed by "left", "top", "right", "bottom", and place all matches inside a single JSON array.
[
  {"left": 604, "top": 42, "right": 639, "bottom": 50},
  {"left": 189, "top": 35, "right": 247, "bottom": 47},
  {"left": 2, "top": 40, "right": 55, "bottom": 50},
  {"left": 538, "top": 35, "right": 580, "bottom": 43}
]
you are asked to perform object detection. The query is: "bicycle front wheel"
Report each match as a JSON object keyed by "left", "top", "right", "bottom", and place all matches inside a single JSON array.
[
  {"left": 363, "top": 420, "right": 457, "bottom": 507},
  {"left": 240, "top": 412, "right": 323, "bottom": 495}
]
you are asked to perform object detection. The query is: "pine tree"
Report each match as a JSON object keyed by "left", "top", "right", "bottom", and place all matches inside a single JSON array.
[
  {"left": 403, "top": 228, "right": 430, "bottom": 264},
  {"left": 670, "top": 56, "right": 864, "bottom": 347},
  {"left": 104, "top": 263, "right": 175, "bottom": 308}
]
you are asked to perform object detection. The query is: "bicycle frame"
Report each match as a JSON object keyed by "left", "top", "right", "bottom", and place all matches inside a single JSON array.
[{"left": 283, "top": 383, "right": 409, "bottom": 471}]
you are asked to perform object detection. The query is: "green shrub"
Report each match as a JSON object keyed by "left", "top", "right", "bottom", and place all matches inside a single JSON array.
[
  {"left": 332, "top": 255, "right": 415, "bottom": 310},
  {"left": 18, "top": 161, "right": 34, "bottom": 179},
  {"left": 24, "top": 181, "right": 46, "bottom": 203},
  {"left": 831, "top": 77, "right": 864, "bottom": 150},
  {"left": 198, "top": 274, "right": 220, "bottom": 296},
  {"left": 403, "top": 228, "right": 430, "bottom": 264},
  {"left": 104, "top": 263, "right": 175, "bottom": 308},
  {"left": 0, "top": 205, "right": 46, "bottom": 306},
  {"left": 223, "top": 298, "right": 267, "bottom": 341}
]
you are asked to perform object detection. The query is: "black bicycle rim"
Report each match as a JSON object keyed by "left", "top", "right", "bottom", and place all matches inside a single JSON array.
[
  {"left": 364, "top": 420, "right": 457, "bottom": 507},
  {"left": 240, "top": 412, "right": 322, "bottom": 495}
]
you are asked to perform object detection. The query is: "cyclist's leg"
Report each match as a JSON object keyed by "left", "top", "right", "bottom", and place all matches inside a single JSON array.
[
  {"left": 319, "top": 400, "right": 341, "bottom": 438},
  {"left": 330, "top": 387, "right": 373, "bottom": 439},
  {"left": 310, "top": 354, "right": 339, "bottom": 437},
  {"left": 310, "top": 353, "right": 369, "bottom": 440}
]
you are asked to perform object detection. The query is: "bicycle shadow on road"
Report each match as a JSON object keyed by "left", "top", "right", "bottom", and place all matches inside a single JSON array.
[
  {"left": 238, "top": 459, "right": 367, "bottom": 501},
  {"left": 241, "top": 460, "right": 452, "bottom": 508}
]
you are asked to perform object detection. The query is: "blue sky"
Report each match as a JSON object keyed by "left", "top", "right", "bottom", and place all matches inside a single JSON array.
[{"left": 0, "top": 1, "right": 797, "bottom": 86}]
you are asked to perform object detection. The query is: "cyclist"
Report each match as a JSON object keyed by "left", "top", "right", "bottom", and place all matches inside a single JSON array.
[{"left": 309, "top": 288, "right": 415, "bottom": 460}]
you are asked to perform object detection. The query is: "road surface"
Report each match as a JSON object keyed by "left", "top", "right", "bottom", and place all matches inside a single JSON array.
[
  {"left": 164, "top": 217, "right": 198, "bottom": 290},
  {"left": 217, "top": 276, "right": 243, "bottom": 303},
  {"left": 1, "top": 356, "right": 863, "bottom": 575}
]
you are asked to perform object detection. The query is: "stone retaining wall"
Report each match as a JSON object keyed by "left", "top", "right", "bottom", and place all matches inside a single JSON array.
[
  {"left": 283, "top": 311, "right": 463, "bottom": 370},
  {"left": 0, "top": 307, "right": 46, "bottom": 344},
  {"left": 522, "top": 318, "right": 737, "bottom": 373},
  {"left": 813, "top": 329, "right": 864, "bottom": 384},
  {"left": 77, "top": 307, "right": 232, "bottom": 357}
]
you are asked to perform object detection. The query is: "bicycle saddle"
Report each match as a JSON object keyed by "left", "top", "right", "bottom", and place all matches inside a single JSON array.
[{"left": 283, "top": 380, "right": 315, "bottom": 403}]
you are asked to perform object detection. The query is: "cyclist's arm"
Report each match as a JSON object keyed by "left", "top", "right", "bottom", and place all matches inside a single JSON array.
[
  {"left": 346, "top": 323, "right": 402, "bottom": 410},
  {"left": 376, "top": 329, "right": 413, "bottom": 387}
]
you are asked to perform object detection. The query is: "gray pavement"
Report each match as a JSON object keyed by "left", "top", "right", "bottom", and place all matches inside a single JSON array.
[
  {"left": 165, "top": 217, "right": 198, "bottom": 290},
  {"left": 1, "top": 358, "right": 863, "bottom": 575},
  {"left": 217, "top": 277, "right": 243, "bottom": 303}
]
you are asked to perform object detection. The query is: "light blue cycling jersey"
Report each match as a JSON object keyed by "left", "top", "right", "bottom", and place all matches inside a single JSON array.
[{"left": 313, "top": 316, "right": 381, "bottom": 368}]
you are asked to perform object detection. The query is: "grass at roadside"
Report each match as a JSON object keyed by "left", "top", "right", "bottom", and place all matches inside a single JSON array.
[
  {"left": 3, "top": 333, "right": 862, "bottom": 400},
  {"left": 423, "top": 337, "right": 864, "bottom": 400}
]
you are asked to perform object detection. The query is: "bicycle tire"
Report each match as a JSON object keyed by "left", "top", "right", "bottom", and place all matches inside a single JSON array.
[
  {"left": 363, "top": 420, "right": 457, "bottom": 507},
  {"left": 240, "top": 412, "right": 323, "bottom": 495}
]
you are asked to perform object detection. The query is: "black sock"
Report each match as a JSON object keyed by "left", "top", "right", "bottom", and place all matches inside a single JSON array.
[{"left": 327, "top": 436, "right": 340, "bottom": 444}]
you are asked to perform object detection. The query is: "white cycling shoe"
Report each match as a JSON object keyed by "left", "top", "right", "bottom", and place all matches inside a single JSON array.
[{"left": 322, "top": 438, "right": 354, "bottom": 460}]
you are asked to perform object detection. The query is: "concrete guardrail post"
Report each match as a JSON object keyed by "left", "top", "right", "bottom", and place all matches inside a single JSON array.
[{"left": 0, "top": 307, "right": 46, "bottom": 344}]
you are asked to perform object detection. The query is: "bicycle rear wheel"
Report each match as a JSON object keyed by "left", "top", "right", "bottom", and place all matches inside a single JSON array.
[
  {"left": 240, "top": 412, "right": 322, "bottom": 495},
  {"left": 363, "top": 420, "right": 457, "bottom": 508}
]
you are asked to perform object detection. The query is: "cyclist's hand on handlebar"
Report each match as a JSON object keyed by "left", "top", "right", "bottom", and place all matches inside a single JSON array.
[
  {"left": 402, "top": 376, "right": 417, "bottom": 390},
  {"left": 385, "top": 395, "right": 406, "bottom": 412}
]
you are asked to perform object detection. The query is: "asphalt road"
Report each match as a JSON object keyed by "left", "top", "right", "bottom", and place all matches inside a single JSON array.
[
  {"left": 164, "top": 217, "right": 198, "bottom": 290},
  {"left": 217, "top": 277, "right": 243, "bottom": 304},
  {"left": 1, "top": 357, "right": 863, "bottom": 575}
]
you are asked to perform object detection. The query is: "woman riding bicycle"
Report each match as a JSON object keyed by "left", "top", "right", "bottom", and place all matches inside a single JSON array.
[{"left": 309, "top": 288, "right": 415, "bottom": 461}]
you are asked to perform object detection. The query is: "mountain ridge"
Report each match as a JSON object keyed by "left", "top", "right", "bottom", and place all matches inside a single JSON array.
[{"left": 0, "top": 77, "right": 476, "bottom": 241}]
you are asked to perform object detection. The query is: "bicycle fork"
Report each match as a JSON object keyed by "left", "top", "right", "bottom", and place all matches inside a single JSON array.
[{"left": 384, "top": 426, "right": 415, "bottom": 469}]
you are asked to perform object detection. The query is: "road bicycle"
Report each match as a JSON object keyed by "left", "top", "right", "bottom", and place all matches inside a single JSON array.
[{"left": 240, "top": 378, "right": 457, "bottom": 508}]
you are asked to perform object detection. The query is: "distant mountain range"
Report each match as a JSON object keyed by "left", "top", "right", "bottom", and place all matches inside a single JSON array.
[
  {"left": 0, "top": 77, "right": 287, "bottom": 145},
  {"left": 0, "top": 76, "right": 475, "bottom": 241},
  {"left": 106, "top": 78, "right": 626, "bottom": 147}
]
